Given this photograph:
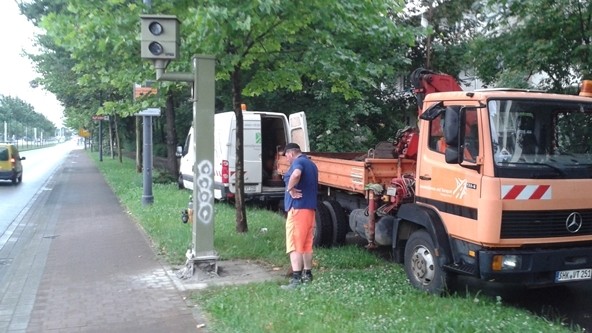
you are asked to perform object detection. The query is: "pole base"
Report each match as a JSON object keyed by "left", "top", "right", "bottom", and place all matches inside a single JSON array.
[
  {"left": 142, "top": 195, "right": 154, "bottom": 205},
  {"left": 175, "top": 249, "right": 219, "bottom": 280}
]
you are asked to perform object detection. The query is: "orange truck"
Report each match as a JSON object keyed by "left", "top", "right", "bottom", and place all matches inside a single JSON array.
[{"left": 278, "top": 69, "right": 592, "bottom": 294}]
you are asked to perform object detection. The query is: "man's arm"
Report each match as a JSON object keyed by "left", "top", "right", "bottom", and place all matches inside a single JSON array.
[{"left": 286, "top": 169, "right": 302, "bottom": 192}]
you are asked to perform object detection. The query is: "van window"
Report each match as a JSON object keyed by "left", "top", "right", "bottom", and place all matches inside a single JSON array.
[
  {"left": 183, "top": 132, "right": 192, "bottom": 155},
  {"left": 0, "top": 147, "right": 8, "bottom": 161}
]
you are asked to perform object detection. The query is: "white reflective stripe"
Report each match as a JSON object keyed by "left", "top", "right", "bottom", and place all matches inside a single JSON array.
[
  {"left": 501, "top": 185, "right": 552, "bottom": 200},
  {"left": 539, "top": 186, "right": 552, "bottom": 200},
  {"left": 501, "top": 185, "right": 513, "bottom": 198},
  {"left": 515, "top": 185, "right": 536, "bottom": 200}
]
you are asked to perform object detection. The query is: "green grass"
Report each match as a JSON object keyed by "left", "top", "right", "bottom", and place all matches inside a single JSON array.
[
  {"left": 195, "top": 269, "right": 577, "bottom": 333},
  {"left": 90, "top": 151, "right": 581, "bottom": 333}
]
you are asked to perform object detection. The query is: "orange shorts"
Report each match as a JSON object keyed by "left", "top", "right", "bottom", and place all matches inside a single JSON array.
[{"left": 285, "top": 208, "right": 315, "bottom": 254}]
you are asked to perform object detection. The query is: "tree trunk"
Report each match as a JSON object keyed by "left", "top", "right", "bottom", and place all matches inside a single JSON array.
[
  {"left": 165, "top": 91, "right": 179, "bottom": 178},
  {"left": 114, "top": 114, "right": 122, "bottom": 163},
  {"left": 108, "top": 115, "right": 114, "bottom": 159},
  {"left": 232, "top": 68, "right": 248, "bottom": 233},
  {"left": 135, "top": 117, "right": 142, "bottom": 173}
]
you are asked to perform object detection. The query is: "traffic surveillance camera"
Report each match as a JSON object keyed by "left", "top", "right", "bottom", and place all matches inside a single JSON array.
[{"left": 140, "top": 14, "right": 180, "bottom": 60}]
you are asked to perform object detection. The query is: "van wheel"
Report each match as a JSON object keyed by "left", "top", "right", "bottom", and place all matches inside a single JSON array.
[
  {"left": 11, "top": 175, "right": 17, "bottom": 185},
  {"left": 314, "top": 202, "right": 333, "bottom": 247},
  {"left": 404, "top": 229, "right": 448, "bottom": 294},
  {"left": 323, "top": 200, "right": 348, "bottom": 246},
  {"left": 177, "top": 174, "right": 184, "bottom": 189}
]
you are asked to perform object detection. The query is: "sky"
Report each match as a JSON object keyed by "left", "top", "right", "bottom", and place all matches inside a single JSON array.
[{"left": 0, "top": 0, "right": 64, "bottom": 127}]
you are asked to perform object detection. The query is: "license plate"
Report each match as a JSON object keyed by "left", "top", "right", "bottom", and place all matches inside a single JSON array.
[
  {"left": 245, "top": 185, "right": 257, "bottom": 193},
  {"left": 555, "top": 268, "right": 592, "bottom": 282}
]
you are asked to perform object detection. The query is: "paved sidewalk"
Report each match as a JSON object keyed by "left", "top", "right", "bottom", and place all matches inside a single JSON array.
[{"left": 1, "top": 150, "right": 204, "bottom": 332}]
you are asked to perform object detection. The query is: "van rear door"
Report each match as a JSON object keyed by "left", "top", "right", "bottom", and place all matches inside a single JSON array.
[
  {"left": 179, "top": 127, "right": 194, "bottom": 189},
  {"left": 289, "top": 112, "right": 309, "bottom": 151},
  {"left": 229, "top": 113, "right": 262, "bottom": 194}
]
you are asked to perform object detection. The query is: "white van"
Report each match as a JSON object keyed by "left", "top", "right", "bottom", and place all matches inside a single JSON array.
[{"left": 177, "top": 110, "right": 309, "bottom": 203}]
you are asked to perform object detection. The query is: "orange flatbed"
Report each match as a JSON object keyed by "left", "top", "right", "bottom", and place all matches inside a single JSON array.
[{"left": 278, "top": 152, "right": 416, "bottom": 194}]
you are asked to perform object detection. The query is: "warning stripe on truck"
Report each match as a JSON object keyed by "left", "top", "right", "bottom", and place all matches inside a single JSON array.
[{"left": 501, "top": 185, "right": 552, "bottom": 200}]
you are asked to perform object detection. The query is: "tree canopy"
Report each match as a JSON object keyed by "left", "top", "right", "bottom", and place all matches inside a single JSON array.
[
  {"left": 470, "top": 0, "right": 592, "bottom": 90},
  {"left": 0, "top": 95, "right": 56, "bottom": 140},
  {"left": 17, "top": 0, "right": 592, "bottom": 135},
  {"left": 174, "top": 0, "right": 417, "bottom": 231}
]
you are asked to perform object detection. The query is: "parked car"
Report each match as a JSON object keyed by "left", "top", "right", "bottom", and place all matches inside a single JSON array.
[{"left": 0, "top": 144, "right": 25, "bottom": 184}]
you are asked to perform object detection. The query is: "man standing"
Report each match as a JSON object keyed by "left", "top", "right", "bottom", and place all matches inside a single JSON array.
[{"left": 281, "top": 143, "right": 318, "bottom": 289}]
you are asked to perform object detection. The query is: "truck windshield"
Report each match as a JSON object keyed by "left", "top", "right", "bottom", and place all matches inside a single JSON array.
[{"left": 488, "top": 98, "right": 592, "bottom": 179}]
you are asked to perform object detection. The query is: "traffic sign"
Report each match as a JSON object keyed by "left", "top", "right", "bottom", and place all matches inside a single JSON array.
[
  {"left": 134, "top": 86, "right": 157, "bottom": 99},
  {"left": 79, "top": 128, "right": 91, "bottom": 138},
  {"left": 135, "top": 108, "right": 161, "bottom": 117}
]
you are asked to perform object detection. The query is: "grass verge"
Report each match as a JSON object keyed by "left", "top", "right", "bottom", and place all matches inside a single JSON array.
[{"left": 90, "top": 152, "right": 581, "bottom": 333}]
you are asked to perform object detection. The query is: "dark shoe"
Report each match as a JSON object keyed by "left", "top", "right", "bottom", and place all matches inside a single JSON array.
[
  {"left": 280, "top": 278, "right": 301, "bottom": 290},
  {"left": 301, "top": 273, "right": 313, "bottom": 283}
]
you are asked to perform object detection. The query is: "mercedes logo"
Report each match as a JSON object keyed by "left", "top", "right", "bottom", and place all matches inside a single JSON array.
[{"left": 565, "top": 212, "right": 583, "bottom": 233}]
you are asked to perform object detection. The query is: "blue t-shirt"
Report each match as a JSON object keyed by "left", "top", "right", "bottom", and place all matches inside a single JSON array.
[{"left": 284, "top": 154, "right": 318, "bottom": 211}]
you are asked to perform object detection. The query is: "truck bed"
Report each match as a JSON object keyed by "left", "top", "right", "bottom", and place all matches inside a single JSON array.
[{"left": 278, "top": 152, "right": 416, "bottom": 194}]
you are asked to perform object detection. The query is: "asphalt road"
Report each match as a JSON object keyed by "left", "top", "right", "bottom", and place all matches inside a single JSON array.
[{"left": 0, "top": 141, "right": 77, "bottom": 240}]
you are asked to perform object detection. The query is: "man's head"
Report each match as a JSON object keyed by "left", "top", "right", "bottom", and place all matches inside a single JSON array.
[{"left": 284, "top": 143, "right": 301, "bottom": 161}]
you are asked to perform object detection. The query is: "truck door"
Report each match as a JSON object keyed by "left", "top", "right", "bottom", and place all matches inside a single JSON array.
[
  {"left": 416, "top": 107, "right": 482, "bottom": 238},
  {"left": 229, "top": 113, "right": 262, "bottom": 194},
  {"left": 289, "top": 112, "right": 310, "bottom": 151}
]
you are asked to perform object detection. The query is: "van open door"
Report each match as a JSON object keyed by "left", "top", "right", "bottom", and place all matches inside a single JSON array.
[
  {"left": 229, "top": 113, "right": 263, "bottom": 195},
  {"left": 289, "top": 112, "right": 309, "bottom": 152}
]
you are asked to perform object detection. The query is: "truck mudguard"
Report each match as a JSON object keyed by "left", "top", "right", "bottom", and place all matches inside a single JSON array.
[{"left": 394, "top": 203, "right": 453, "bottom": 265}]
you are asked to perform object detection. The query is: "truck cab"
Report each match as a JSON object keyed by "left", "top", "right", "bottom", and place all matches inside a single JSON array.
[
  {"left": 276, "top": 69, "right": 592, "bottom": 294},
  {"left": 410, "top": 89, "right": 592, "bottom": 291}
]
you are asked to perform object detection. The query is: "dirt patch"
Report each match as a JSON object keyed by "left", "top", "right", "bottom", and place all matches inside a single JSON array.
[{"left": 169, "top": 260, "right": 285, "bottom": 291}]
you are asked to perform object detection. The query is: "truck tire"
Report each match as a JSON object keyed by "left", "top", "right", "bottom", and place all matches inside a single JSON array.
[
  {"left": 404, "top": 229, "right": 448, "bottom": 294},
  {"left": 314, "top": 202, "right": 333, "bottom": 247},
  {"left": 323, "top": 200, "right": 348, "bottom": 246}
]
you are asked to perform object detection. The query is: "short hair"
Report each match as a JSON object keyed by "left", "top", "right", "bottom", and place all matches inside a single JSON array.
[{"left": 284, "top": 143, "right": 301, "bottom": 154}]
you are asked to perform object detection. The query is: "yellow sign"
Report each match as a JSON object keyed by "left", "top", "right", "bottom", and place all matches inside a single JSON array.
[{"left": 79, "top": 128, "right": 91, "bottom": 138}]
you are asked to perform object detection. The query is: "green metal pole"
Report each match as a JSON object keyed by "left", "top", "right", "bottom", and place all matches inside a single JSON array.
[{"left": 191, "top": 55, "right": 218, "bottom": 260}]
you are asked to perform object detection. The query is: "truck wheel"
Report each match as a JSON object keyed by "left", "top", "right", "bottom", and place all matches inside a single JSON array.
[
  {"left": 314, "top": 202, "right": 333, "bottom": 247},
  {"left": 323, "top": 200, "right": 348, "bottom": 245},
  {"left": 404, "top": 229, "right": 447, "bottom": 294}
]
